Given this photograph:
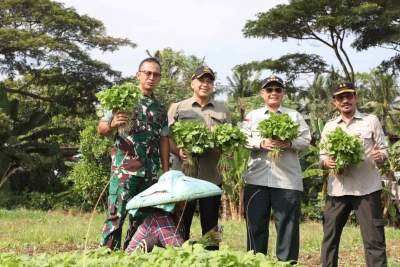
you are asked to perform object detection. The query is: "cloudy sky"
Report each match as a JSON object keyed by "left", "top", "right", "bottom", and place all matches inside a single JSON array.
[{"left": 60, "top": 0, "right": 394, "bottom": 86}]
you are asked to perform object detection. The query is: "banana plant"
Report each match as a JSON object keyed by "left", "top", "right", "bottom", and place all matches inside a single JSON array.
[{"left": 0, "top": 86, "right": 67, "bottom": 190}]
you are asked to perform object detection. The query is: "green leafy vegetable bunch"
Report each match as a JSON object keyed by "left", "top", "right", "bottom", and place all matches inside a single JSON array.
[
  {"left": 95, "top": 82, "right": 141, "bottom": 113},
  {"left": 212, "top": 123, "right": 247, "bottom": 153},
  {"left": 212, "top": 123, "right": 247, "bottom": 181},
  {"left": 257, "top": 112, "right": 299, "bottom": 161},
  {"left": 172, "top": 121, "right": 214, "bottom": 175},
  {"left": 320, "top": 127, "right": 364, "bottom": 175},
  {"left": 172, "top": 121, "right": 214, "bottom": 155}
]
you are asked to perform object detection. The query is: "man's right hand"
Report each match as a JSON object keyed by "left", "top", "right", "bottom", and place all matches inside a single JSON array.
[
  {"left": 179, "top": 148, "right": 188, "bottom": 161},
  {"left": 323, "top": 158, "right": 336, "bottom": 169},
  {"left": 260, "top": 139, "right": 274, "bottom": 150},
  {"left": 111, "top": 112, "right": 129, "bottom": 128}
]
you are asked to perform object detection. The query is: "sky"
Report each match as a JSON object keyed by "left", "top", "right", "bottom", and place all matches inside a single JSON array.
[{"left": 60, "top": 0, "right": 395, "bottom": 87}]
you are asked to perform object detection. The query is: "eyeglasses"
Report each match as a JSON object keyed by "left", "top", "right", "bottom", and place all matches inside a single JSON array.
[
  {"left": 139, "top": 70, "right": 161, "bottom": 79},
  {"left": 334, "top": 93, "right": 355, "bottom": 101},
  {"left": 264, "top": 87, "right": 283, "bottom": 94}
]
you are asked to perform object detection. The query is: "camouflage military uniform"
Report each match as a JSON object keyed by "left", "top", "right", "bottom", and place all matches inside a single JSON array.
[{"left": 100, "top": 94, "right": 168, "bottom": 250}]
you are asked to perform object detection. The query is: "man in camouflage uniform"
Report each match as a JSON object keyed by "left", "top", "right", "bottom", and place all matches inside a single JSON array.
[{"left": 98, "top": 57, "right": 169, "bottom": 250}]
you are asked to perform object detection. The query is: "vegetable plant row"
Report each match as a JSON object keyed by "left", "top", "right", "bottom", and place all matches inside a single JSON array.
[{"left": 0, "top": 244, "right": 300, "bottom": 267}]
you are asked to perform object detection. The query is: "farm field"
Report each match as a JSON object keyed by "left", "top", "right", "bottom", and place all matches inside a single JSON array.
[{"left": 0, "top": 209, "right": 399, "bottom": 266}]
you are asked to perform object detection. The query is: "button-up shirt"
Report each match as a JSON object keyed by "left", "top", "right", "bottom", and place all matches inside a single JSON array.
[
  {"left": 319, "top": 110, "right": 388, "bottom": 196},
  {"left": 168, "top": 97, "right": 231, "bottom": 185},
  {"left": 241, "top": 106, "right": 311, "bottom": 191}
]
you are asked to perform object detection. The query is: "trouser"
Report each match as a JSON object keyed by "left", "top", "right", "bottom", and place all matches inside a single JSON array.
[
  {"left": 321, "top": 190, "right": 387, "bottom": 267},
  {"left": 181, "top": 190, "right": 222, "bottom": 250},
  {"left": 100, "top": 173, "right": 152, "bottom": 250},
  {"left": 244, "top": 184, "right": 302, "bottom": 261}
]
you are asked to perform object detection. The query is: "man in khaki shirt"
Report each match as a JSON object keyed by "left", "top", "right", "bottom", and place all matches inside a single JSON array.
[
  {"left": 320, "top": 82, "right": 388, "bottom": 267},
  {"left": 168, "top": 65, "right": 230, "bottom": 249}
]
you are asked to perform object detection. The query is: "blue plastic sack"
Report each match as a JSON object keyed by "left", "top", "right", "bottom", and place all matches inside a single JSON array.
[{"left": 127, "top": 170, "right": 222, "bottom": 216}]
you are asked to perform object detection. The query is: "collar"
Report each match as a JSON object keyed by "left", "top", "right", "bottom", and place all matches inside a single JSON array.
[
  {"left": 263, "top": 105, "right": 283, "bottom": 114},
  {"left": 335, "top": 109, "right": 364, "bottom": 123},
  {"left": 190, "top": 96, "right": 215, "bottom": 107},
  {"left": 142, "top": 93, "right": 155, "bottom": 99}
]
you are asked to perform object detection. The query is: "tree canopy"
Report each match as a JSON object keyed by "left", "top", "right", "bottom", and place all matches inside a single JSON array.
[
  {"left": 243, "top": 0, "right": 400, "bottom": 82},
  {"left": 0, "top": 0, "right": 135, "bottom": 114},
  {"left": 0, "top": 0, "right": 135, "bottom": 192}
]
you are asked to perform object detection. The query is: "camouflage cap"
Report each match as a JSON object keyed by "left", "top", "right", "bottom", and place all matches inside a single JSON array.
[{"left": 191, "top": 65, "right": 215, "bottom": 81}]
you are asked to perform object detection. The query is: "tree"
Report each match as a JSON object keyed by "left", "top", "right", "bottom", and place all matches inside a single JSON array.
[
  {"left": 0, "top": 88, "right": 66, "bottom": 192},
  {"left": 0, "top": 0, "right": 135, "bottom": 192},
  {"left": 227, "top": 65, "right": 261, "bottom": 98},
  {"left": 0, "top": 0, "right": 135, "bottom": 114},
  {"left": 242, "top": 53, "right": 328, "bottom": 85},
  {"left": 146, "top": 48, "right": 204, "bottom": 106},
  {"left": 226, "top": 65, "right": 261, "bottom": 121},
  {"left": 358, "top": 71, "right": 400, "bottom": 135},
  {"left": 242, "top": 0, "right": 398, "bottom": 82},
  {"left": 350, "top": 0, "right": 400, "bottom": 74}
]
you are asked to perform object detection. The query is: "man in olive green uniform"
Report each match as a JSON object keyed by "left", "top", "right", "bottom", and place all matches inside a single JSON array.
[
  {"left": 98, "top": 57, "right": 169, "bottom": 250},
  {"left": 168, "top": 65, "right": 231, "bottom": 250}
]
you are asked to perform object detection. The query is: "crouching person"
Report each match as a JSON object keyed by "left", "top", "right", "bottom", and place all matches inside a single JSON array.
[{"left": 125, "top": 203, "right": 185, "bottom": 253}]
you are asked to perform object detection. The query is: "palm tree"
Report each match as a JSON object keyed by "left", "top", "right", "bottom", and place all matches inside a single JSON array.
[
  {"left": 358, "top": 71, "right": 400, "bottom": 135},
  {"left": 297, "top": 73, "right": 338, "bottom": 142},
  {"left": 226, "top": 66, "right": 261, "bottom": 121}
]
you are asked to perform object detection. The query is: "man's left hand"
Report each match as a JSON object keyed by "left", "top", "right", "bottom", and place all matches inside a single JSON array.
[
  {"left": 271, "top": 140, "right": 291, "bottom": 149},
  {"left": 371, "top": 144, "right": 385, "bottom": 163}
]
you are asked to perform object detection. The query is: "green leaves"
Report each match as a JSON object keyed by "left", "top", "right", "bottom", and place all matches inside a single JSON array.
[
  {"left": 212, "top": 124, "right": 247, "bottom": 153},
  {"left": 171, "top": 121, "right": 214, "bottom": 155},
  {"left": 0, "top": 244, "right": 297, "bottom": 266},
  {"left": 257, "top": 112, "right": 299, "bottom": 161},
  {"left": 212, "top": 124, "right": 248, "bottom": 188},
  {"left": 66, "top": 120, "right": 112, "bottom": 207},
  {"left": 320, "top": 127, "right": 364, "bottom": 174},
  {"left": 257, "top": 112, "right": 299, "bottom": 141},
  {"left": 95, "top": 82, "right": 141, "bottom": 114}
]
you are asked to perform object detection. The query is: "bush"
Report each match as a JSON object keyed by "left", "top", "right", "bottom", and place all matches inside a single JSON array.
[
  {"left": 67, "top": 160, "right": 109, "bottom": 207},
  {"left": 0, "top": 190, "right": 83, "bottom": 210},
  {"left": 66, "top": 119, "right": 112, "bottom": 208}
]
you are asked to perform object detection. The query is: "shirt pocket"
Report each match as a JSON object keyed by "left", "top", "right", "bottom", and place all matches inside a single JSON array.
[
  {"left": 209, "top": 112, "right": 227, "bottom": 125},
  {"left": 177, "top": 110, "right": 202, "bottom": 122},
  {"left": 356, "top": 128, "right": 373, "bottom": 152}
]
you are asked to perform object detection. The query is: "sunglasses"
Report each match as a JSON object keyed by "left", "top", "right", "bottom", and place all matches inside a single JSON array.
[{"left": 264, "top": 87, "right": 283, "bottom": 94}]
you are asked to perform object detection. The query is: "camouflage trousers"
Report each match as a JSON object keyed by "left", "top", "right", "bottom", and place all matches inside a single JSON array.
[{"left": 100, "top": 173, "right": 153, "bottom": 250}]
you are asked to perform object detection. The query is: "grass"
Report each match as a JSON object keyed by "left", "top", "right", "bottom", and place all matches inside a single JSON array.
[{"left": 0, "top": 209, "right": 399, "bottom": 266}]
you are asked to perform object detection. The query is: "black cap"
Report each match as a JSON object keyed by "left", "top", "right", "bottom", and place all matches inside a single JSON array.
[
  {"left": 333, "top": 82, "right": 355, "bottom": 96},
  {"left": 191, "top": 65, "right": 215, "bottom": 80},
  {"left": 261, "top": 75, "right": 284, "bottom": 88}
]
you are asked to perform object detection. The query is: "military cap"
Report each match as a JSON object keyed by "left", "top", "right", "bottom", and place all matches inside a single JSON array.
[
  {"left": 333, "top": 82, "right": 356, "bottom": 96},
  {"left": 191, "top": 65, "right": 215, "bottom": 81},
  {"left": 261, "top": 75, "right": 284, "bottom": 88}
]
